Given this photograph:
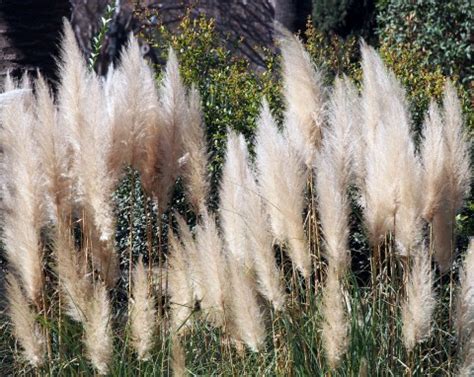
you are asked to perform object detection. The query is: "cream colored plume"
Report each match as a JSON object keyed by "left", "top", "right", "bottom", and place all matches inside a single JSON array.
[
  {"left": 6, "top": 274, "right": 45, "bottom": 367},
  {"left": 228, "top": 258, "right": 266, "bottom": 352},
  {"left": 54, "top": 220, "right": 91, "bottom": 323},
  {"left": 175, "top": 214, "right": 204, "bottom": 302},
  {"left": 147, "top": 47, "right": 188, "bottom": 211},
  {"left": 56, "top": 20, "right": 117, "bottom": 283},
  {"left": 431, "top": 82, "right": 471, "bottom": 271},
  {"left": 73, "top": 73, "right": 115, "bottom": 242},
  {"left": 359, "top": 44, "right": 422, "bottom": 251},
  {"left": 280, "top": 30, "right": 324, "bottom": 167},
  {"left": 442, "top": 81, "right": 471, "bottom": 212},
  {"left": 421, "top": 102, "right": 447, "bottom": 221},
  {"left": 181, "top": 85, "right": 209, "bottom": 213},
  {"left": 220, "top": 132, "right": 252, "bottom": 267},
  {"left": 84, "top": 282, "right": 113, "bottom": 375},
  {"left": 0, "top": 79, "right": 44, "bottom": 306},
  {"left": 255, "top": 100, "right": 310, "bottom": 278},
  {"left": 195, "top": 210, "right": 228, "bottom": 327},
  {"left": 130, "top": 258, "right": 156, "bottom": 360},
  {"left": 34, "top": 74, "right": 73, "bottom": 222},
  {"left": 168, "top": 229, "right": 194, "bottom": 335},
  {"left": 321, "top": 268, "right": 349, "bottom": 368},
  {"left": 316, "top": 77, "right": 356, "bottom": 275},
  {"left": 107, "top": 34, "right": 159, "bottom": 185},
  {"left": 238, "top": 136, "right": 285, "bottom": 310},
  {"left": 402, "top": 247, "right": 435, "bottom": 351}
]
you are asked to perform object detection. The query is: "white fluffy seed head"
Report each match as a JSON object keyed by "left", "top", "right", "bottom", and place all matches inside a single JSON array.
[
  {"left": 402, "top": 247, "right": 435, "bottom": 351},
  {"left": 255, "top": 100, "right": 311, "bottom": 278}
]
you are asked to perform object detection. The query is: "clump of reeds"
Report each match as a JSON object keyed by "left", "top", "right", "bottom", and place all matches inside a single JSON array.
[{"left": 1, "top": 19, "right": 473, "bottom": 376}]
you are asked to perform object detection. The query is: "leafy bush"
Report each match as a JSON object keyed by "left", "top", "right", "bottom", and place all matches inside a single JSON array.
[
  {"left": 304, "top": 19, "right": 360, "bottom": 81},
  {"left": 376, "top": 0, "right": 473, "bottom": 85}
]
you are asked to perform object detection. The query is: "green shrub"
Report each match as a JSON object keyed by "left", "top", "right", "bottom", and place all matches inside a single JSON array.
[{"left": 376, "top": 0, "right": 473, "bottom": 85}]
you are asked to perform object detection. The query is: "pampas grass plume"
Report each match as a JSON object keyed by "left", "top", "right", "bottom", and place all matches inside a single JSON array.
[
  {"left": 168, "top": 228, "right": 194, "bottom": 334},
  {"left": 280, "top": 30, "right": 324, "bottom": 166},
  {"left": 316, "top": 77, "right": 355, "bottom": 274},
  {"left": 402, "top": 247, "right": 435, "bottom": 351},
  {"left": 147, "top": 47, "right": 187, "bottom": 210},
  {"left": 0, "top": 78, "right": 44, "bottom": 306},
  {"left": 108, "top": 34, "right": 158, "bottom": 184},
  {"left": 360, "top": 44, "right": 422, "bottom": 252},
  {"left": 255, "top": 100, "right": 310, "bottom": 278},
  {"left": 181, "top": 86, "right": 209, "bottom": 213},
  {"left": 220, "top": 131, "right": 252, "bottom": 267},
  {"left": 195, "top": 210, "right": 228, "bottom": 327},
  {"left": 6, "top": 274, "right": 45, "bottom": 367},
  {"left": 84, "top": 283, "right": 113, "bottom": 375},
  {"left": 228, "top": 259, "right": 266, "bottom": 352},
  {"left": 239, "top": 136, "right": 285, "bottom": 310},
  {"left": 456, "top": 239, "right": 474, "bottom": 370},
  {"left": 130, "top": 257, "right": 156, "bottom": 360},
  {"left": 321, "top": 268, "right": 348, "bottom": 368},
  {"left": 421, "top": 102, "right": 447, "bottom": 221}
]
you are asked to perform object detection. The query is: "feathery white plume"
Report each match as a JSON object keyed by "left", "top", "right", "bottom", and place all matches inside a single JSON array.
[
  {"left": 181, "top": 86, "right": 209, "bottom": 213},
  {"left": 280, "top": 31, "right": 324, "bottom": 167},
  {"left": 255, "top": 100, "right": 310, "bottom": 278},
  {"left": 316, "top": 77, "right": 355, "bottom": 274},
  {"left": 220, "top": 132, "right": 252, "bottom": 267},
  {"left": 195, "top": 210, "right": 228, "bottom": 327},
  {"left": 169, "top": 229, "right": 194, "bottom": 334},
  {"left": 130, "top": 258, "right": 156, "bottom": 360},
  {"left": 321, "top": 268, "right": 349, "bottom": 368},
  {"left": 6, "top": 274, "right": 45, "bottom": 367},
  {"left": 0, "top": 78, "right": 44, "bottom": 306},
  {"left": 402, "top": 247, "right": 435, "bottom": 351}
]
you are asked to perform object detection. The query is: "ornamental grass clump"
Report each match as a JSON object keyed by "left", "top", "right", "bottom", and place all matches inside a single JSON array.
[{"left": 0, "top": 19, "right": 472, "bottom": 376}]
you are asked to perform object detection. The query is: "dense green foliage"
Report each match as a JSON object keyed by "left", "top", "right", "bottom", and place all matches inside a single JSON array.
[{"left": 377, "top": 0, "right": 472, "bottom": 84}]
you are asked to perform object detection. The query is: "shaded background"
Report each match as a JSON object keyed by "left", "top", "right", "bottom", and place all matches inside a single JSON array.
[{"left": 0, "top": 0, "right": 376, "bottom": 82}]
